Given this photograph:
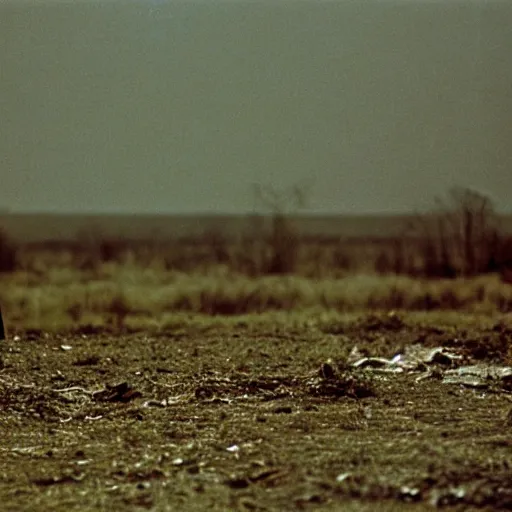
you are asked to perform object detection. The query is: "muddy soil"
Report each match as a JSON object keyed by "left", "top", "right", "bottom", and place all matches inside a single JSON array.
[{"left": 1, "top": 315, "right": 511, "bottom": 511}]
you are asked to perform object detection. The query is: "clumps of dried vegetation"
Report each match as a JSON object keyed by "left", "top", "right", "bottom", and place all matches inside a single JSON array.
[
  {"left": 1, "top": 268, "right": 512, "bottom": 332},
  {"left": 1, "top": 188, "right": 511, "bottom": 332}
]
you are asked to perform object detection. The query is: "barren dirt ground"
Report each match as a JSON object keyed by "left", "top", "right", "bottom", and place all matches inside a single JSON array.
[{"left": 1, "top": 315, "right": 511, "bottom": 511}]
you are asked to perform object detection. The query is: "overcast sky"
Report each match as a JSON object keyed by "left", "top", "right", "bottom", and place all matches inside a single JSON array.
[{"left": 1, "top": 0, "right": 511, "bottom": 214}]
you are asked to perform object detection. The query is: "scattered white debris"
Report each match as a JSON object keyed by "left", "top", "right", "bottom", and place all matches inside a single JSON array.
[
  {"left": 443, "top": 364, "right": 512, "bottom": 388},
  {"left": 350, "top": 345, "right": 465, "bottom": 372},
  {"left": 336, "top": 472, "right": 352, "bottom": 483}
]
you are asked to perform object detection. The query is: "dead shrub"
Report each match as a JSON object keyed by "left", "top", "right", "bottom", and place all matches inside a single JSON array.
[
  {"left": 202, "top": 227, "right": 231, "bottom": 265},
  {"left": 265, "top": 213, "right": 299, "bottom": 274},
  {"left": 74, "top": 228, "right": 128, "bottom": 270},
  {"left": 251, "top": 183, "right": 310, "bottom": 275},
  {"left": 406, "top": 188, "right": 510, "bottom": 278}
]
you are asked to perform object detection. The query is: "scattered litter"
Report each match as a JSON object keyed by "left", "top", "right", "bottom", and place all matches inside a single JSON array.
[
  {"left": 347, "top": 346, "right": 365, "bottom": 365},
  {"left": 226, "top": 444, "right": 239, "bottom": 453},
  {"left": 398, "top": 485, "right": 422, "bottom": 502},
  {"left": 446, "top": 365, "right": 512, "bottom": 379},
  {"left": 443, "top": 364, "right": 512, "bottom": 390},
  {"left": 352, "top": 357, "right": 401, "bottom": 370},
  {"left": 52, "top": 386, "right": 96, "bottom": 395},
  {"left": 426, "top": 347, "right": 462, "bottom": 365},
  {"left": 52, "top": 370, "right": 65, "bottom": 381},
  {"left": 345, "top": 343, "right": 512, "bottom": 391},
  {"left": 429, "top": 486, "right": 466, "bottom": 507},
  {"left": 143, "top": 399, "right": 168, "bottom": 408},
  {"left": 203, "top": 397, "right": 232, "bottom": 405},
  {"left": 166, "top": 395, "right": 190, "bottom": 405},
  {"left": 349, "top": 345, "right": 465, "bottom": 373},
  {"left": 9, "top": 446, "right": 44, "bottom": 456},
  {"left": 60, "top": 345, "right": 73, "bottom": 351},
  {"left": 336, "top": 472, "right": 352, "bottom": 483}
]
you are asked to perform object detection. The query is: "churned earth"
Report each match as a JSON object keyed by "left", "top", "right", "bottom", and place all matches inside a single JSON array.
[{"left": 0, "top": 312, "right": 511, "bottom": 511}]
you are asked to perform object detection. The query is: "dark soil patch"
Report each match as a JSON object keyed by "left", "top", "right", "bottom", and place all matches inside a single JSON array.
[{"left": 0, "top": 315, "right": 511, "bottom": 511}]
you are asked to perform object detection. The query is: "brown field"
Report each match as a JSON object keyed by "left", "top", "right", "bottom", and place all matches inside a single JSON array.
[
  {"left": 1, "top": 312, "right": 512, "bottom": 511},
  {"left": 1, "top": 213, "right": 512, "bottom": 510}
]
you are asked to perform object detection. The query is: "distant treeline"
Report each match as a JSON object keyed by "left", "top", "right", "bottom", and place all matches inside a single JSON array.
[
  {"left": 1, "top": 189, "right": 512, "bottom": 279},
  {"left": 2, "top": 211, "right": 512, "bottom": 244}
]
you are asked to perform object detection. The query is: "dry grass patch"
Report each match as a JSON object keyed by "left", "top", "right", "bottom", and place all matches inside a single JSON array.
[{"left": 0, "top": 264, "right": 512, "bottom": 332}]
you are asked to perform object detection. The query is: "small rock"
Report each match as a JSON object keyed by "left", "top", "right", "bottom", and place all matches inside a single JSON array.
[
  {"left": 319, "top": 362, "right": 335, "bottom": 379},
  {"left": 273, "top": 406, "right": 293, "bottom": 414}
]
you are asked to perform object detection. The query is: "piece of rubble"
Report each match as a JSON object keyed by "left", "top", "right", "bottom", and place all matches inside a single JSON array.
[
  {"left": 352, "top": 357, "right": 399, "bottom": 370},
  {"left": 425, "top": 347, "right": 463, "bottom": 365},
  {"left": 443, "top": 364, "right": 512, "bottom": 389},
  {"left": 349, "top": 345, "right": 465, "bottom": 373},
  {"left": 318, "top": 362, "right": 335, "bottom": 379}
]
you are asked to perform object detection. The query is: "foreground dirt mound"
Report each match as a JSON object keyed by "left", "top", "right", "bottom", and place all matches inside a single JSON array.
[{"left": 0, "top": 314, "right": 511, "bottom": 511}]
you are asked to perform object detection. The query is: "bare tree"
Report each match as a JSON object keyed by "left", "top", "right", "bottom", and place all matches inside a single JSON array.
[
  {"left": 250, "top": 182, "right": 313, "bottom": 274},
  {"left": 406, "top": 187, "right": 507, "bottom": 277}
]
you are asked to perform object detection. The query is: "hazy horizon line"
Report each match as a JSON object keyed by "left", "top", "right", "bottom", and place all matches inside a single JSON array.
[{"left": 3, "top": 209, "right": 512, "bottom": 218}]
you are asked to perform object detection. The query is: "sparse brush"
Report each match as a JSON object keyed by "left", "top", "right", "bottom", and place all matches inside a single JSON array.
[
  {"left": 405, "top": 187, "right": 510, "bottom": 278},
  {"left": 2, "top": 264, "right": 512, "bottom": 331},
  {"left": 106, "top": 292, "right": 131, "bottom": 330}
]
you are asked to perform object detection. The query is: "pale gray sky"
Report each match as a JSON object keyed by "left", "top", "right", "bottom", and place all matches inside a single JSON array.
[{"left": 1, "top": 0, "right": 511, "bottom": 214}]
